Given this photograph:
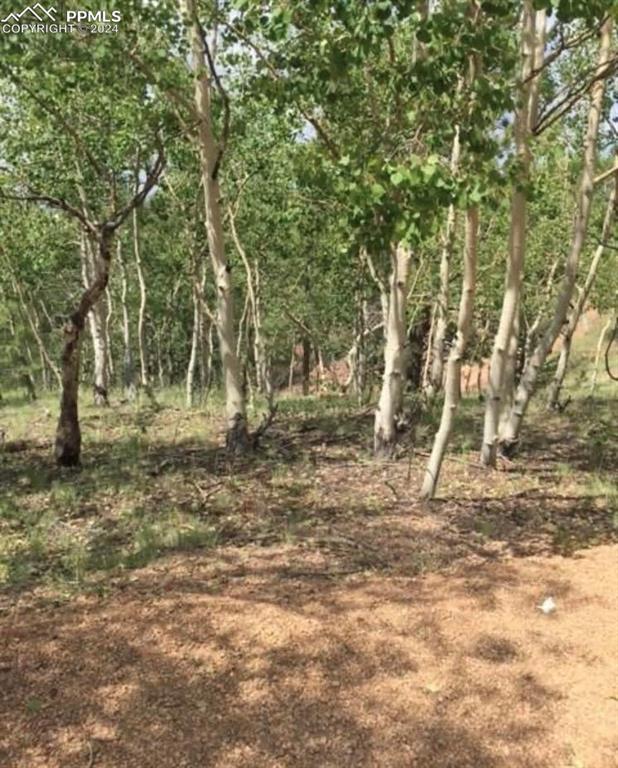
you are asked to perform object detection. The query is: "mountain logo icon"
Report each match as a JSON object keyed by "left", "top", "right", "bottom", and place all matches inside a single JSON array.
[{"left": 1, "top": 4, "right": 57, "bottom": 23}]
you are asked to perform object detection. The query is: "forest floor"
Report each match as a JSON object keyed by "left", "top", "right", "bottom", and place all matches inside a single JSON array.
[{"left": 0, "top": 370, "right": 617, "bottom": 767}]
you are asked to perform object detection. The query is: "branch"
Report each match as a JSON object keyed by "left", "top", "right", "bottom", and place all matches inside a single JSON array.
[
  {"left": 107, "top": 144, "right": 166, "bottom": 231},
  {"left": 224, "top": 20, "right": 340, "bottom": 160},
  {"left": 226, "top": 169, "right": 260, "bottom": 219},
  {"left": 127, "top": 47, "right": 198, "bottom": 132},
  {"left": 0, "top": 188, "right": 97, "bottom": 234},
  {"left": 282, "top": 305, "right": 314, "bottom": 340},
  {"left": 361, "top": 248, "right": 387, "bottom": 298},
  {"left": 533, "top": 54, "right": 618, "bottom": 135},
  {"left": 0, "top": 62, "right": 105, "bottom": 180},
  {"left": 520, "top": 21, "right": 600, "bottom": 87},
  {"left": 594, "top": 161, "right": 618, "bottom": 187}
]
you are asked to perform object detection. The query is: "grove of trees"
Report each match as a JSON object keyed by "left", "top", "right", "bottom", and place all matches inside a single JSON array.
[{"left": 1, "top": 0, "right": 616, "bottom": 499}]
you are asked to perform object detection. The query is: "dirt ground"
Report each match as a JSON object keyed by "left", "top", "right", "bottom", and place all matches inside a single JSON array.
[
  {"left": 1, "top": 392, "right": 617, "bottom": 768},
  {"left": 1, "top": 542, "right": 617, "bottom": 768}
]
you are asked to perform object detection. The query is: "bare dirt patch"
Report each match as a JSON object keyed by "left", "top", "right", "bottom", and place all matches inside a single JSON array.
[
  {"left": 1, "top": 544, "right": 617, "bottom": 768},
  {"left": 1, "top": 396, "right": 617, "bottom": 767}
]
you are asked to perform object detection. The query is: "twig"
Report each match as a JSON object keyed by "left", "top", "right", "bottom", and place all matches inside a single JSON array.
[
  {"left": 384, "top": 481, "right": 399, "bottom": 500},
  {"left": 413, "top": 449, "right": 484, "bottom": 469},
  {"left": 191, "top": 480, "right": 225, "bottom": 501},
  {"left": 86, "top": 740, "right": 96, "bottom": 768},
  {"left": 594, "top": 161, "right": 618, "bottom": 186},
  {"left": 282, "top": 568, "right": 365, "bottom": 579}
]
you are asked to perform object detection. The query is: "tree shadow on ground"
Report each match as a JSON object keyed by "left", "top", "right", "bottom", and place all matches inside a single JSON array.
[
  {"left": 1, "top": 552, "right": 569, "bottom": 768},
  {"left": 1, "top": 395, "right": 616, "bottom": 598}
]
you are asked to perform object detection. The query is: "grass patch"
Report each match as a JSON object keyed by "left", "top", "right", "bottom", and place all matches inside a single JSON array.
[
  {"left": 1, "top": 367, "right": 616, "bottom": 600},
  {"left": 0, "top": 495, "right": 218, "bottom": 591}
]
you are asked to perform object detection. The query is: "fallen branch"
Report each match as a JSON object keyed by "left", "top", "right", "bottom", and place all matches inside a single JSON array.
[{"left": 191, "top": 480, "right": 225, "bottom": 502}]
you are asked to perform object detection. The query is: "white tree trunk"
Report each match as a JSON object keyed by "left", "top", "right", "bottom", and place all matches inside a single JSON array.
[
  {"left": 196, "top": 259, "right": 211, "bottom": 398},
  {"left": 500, "top": 17, "right": 613, "bottom": 453},
  {"left": 498, "top": 308, "right": 520, "bottom": 435},
  {"left": 81, "top": 233, "right": 110, "bottom": 406},
  {"left": 186, "top": 277, "right": 201, "bottom": 408},
  {"left": 9, "top": 273, "right": 62, "bottom": 389},
  {"left": 427, "top": 126, "right": 461, "bottom": 397},
  {"left": 117, "top": 239, "right": 136, "bottom": 400},
  {"left": 91, "top": 296, "right": 110, "bottom": 406},
  {"left": 374, "top": 245, "right": 412, "bottom": 457},
  {"left": 105, "top": 285, "right": 115, "bottom": 382},
  {"left": 132, "top": 207, "right": 149, "bottom": 390},
  {"left": 548, "top": 175, "right": 616, "bottom": 408},
  {"left": 481, "top": 3, "right": 543, "bottom": 466},
  {"left": 183, "top": 0, "right": 248, "bottom": 451},
  {"left": 202, "top": 320, "right": 215, "bottom": 400},
  {"left": 421, "top": 207, "right": 479, "bottom": 499},
  {"left": 523, "top": 257, "right": 560, "bottom": 371},
  {"left": 252, "top": 257, "right": 273, "bottom": 407},
  {"left": 590, "top": 312, "right": 614, "bottom": 396},
  {"left": 229, "top": 207, "right": 273, "bottom": 409}
]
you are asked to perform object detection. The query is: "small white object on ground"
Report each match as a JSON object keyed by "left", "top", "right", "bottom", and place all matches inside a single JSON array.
[{"left": 539, "top": 597, "right": 556, "bottom": 614}]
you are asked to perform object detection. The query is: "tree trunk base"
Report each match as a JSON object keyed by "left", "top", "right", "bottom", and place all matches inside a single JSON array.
[
  {"left": 55, "top": 431, "right": 81, "bottom": 467},
  {"left": 226, "top": 414, "right": 250, "bottom": 455},
  {"left": 374, "top": 430, "right": 397, "bottom": 459},
  {"left": 93, "top": 385, "right": 109, "bottom": 407},
  {"left": 480, "top": 443, "right": 497, "bottom": 468},
  {"left": 498, "top": 438, "right": 519, "bottom": 459}
]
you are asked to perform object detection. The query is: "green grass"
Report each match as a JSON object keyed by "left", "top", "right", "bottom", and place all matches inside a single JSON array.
[
  {"left": 1, "top": 323, "right": 616, "bottom": 600},
  {"left": 0, "top": 495, "right": 218, "bottom": 590}
]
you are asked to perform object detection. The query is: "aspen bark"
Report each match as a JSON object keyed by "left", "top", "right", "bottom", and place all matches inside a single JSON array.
[
  {"left": 91, "top": 292, "right": 110, "bottom": 406},
  {"left": 500, "top": 18, "right": 613, "bottom": 453},
  {"left": 229, "top": 208, "right": 273, "bottom": 407},
  {"left": 105, "top": 285, "right": 114, "bottom": 382},
  {"left": 156, "top": 333, "right": 166, "bottom": 389},
  {"left": 252, "top": 257, "right": 273, "bottom": 407},
  {"left": 499, "top": 309, "right": 520, "bottom": 435},
  {"left": 183, "top": 0, "right": 248, "bottom": 451},
  {"left": 10, "top": 273, "right": 62, "bottom": 389},
  {"left": 590, "top": 312, "right": 614, "bottom": 395},
  {"left": 288, "top": 343, "right": 295, "bottom": 389},
  {"left": 302, "top": 336, "right": 311, "bottom": 396},
  {"left": 132, "top": 207, "right": 149, "bottom": 390},
  {"left": 374, "top": 245, "right": 412, "bottom": 457},
  {"left": 548, "top": 176, "right": 616, "bottom": 409},
  {"left": 523, "top": 257, "right": 560, "bottom": 371},
  {"left": 186, "top": 274, "right": 201, "bottom": 408},
  {"left": 427, "top": 126, "right": 461, "bottom": 397},
  {"left": 346, "top": 298, "right": 374, "bottom": 403},
  {"left": 56, "top": 232, "right": 113, "bottom": 465},
  {"left": 422, "top": 304, "right": 436, "bottom": 393},
  {"left": 81, "top": 233, "right": 110, "bottom": 406},
  {"left": 117, "top": 239, "right": 136, "bottom": 400},
  {"left": 421, "top": 207, "right": 479, "bottom": 499},
  {"left": 202, "top": 321, "right": 215, "bottom": 400},
  {"left": 6, "top": 312, "right": 37, "bottom": 400},
  {"left": 481, "top": 2, "right": 543, "bottom": 466},
  {"left": 198, "top": 263, "right": 214, "bottom": 400}
]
